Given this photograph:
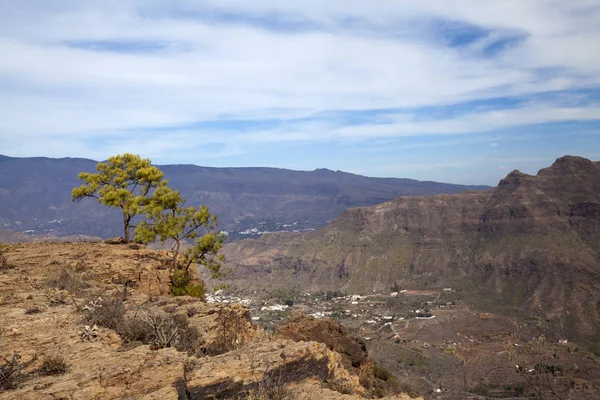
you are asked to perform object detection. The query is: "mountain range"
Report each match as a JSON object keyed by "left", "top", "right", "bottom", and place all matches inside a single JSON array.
[
  {"left": 0, "top": 154, "right": 489, "bottom": 240},
  {"left": 216, "top": 156, "right": 600, "bottom": 340}
]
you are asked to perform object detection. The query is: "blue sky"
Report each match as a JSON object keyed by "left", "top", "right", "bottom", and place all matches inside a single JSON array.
[{"left": 0, "top": 1, "right": 599, "bottom": 185}]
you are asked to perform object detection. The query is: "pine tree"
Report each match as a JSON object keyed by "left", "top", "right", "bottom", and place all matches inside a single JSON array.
[
  {"left": 72, "top": 153, "right": 166, "bottom": 243},
  {"left": 135, "top": 186, "right": 226, "bottom": 297}
]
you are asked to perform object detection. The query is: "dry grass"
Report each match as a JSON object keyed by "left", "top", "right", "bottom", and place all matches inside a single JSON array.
[
  {"left": 239, "top": 370, "right": 293, "bottom": 400},
  {"left": 186, "top": 305, "right": 198, "bottom": 317},
  {"left": 39, "top": 355, "right": 68, "bottom": 376}
]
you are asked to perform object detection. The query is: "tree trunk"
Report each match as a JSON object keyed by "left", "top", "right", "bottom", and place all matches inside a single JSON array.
[
  {"left": 123, "top": 213, "right": 130, "bottom": 243},
  {"left": 172, "top": 240, "right": 180, "bottom": 269}
]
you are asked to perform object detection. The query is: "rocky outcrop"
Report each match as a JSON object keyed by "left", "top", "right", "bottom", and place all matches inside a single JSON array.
[
  {"left": 276, "top": 314, "right": 368, "bottom": 372},
  {"left": 0, "top": 242, "right": 421, "bottom": 399},
  {"left": 276, "top": 314, "right": 407, "bottom": 397},
  {"left": 186, "top": 339, "right": 364, "bottom": 398}
]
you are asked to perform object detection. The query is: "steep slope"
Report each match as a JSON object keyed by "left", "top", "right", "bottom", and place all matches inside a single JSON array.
[
  {"left": 218, "top": 156, "right": 600, "bottom": 337},
  {"left": 0, "top": 155, "right": 488, "bottom": 240}
]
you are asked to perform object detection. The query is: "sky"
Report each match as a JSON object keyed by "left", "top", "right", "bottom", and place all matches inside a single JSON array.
[{"left": 0, "top": 1, "right": 599, "bottom": 185}]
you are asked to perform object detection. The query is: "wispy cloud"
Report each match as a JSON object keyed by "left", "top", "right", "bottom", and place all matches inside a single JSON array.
[{"left": 0, "top": 1, "right": 599, "bottom": 184}]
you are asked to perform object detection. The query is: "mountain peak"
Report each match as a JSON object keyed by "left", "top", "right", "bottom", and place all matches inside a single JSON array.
[
  {"left": 498, "top": 169, "right": 530, "bottom": 187},
  {"left": 313, "top": 168, "right": 335, "bottom": 174},
  {"left": 534, "top": 156, "right": 597, "bottom": 180},
  {"left": 543, "top": 155, "right": 593, "bottom": 173}
]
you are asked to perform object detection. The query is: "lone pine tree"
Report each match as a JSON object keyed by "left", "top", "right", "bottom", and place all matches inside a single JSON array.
[{"left": 72, "top": 153, "right": 166, "bottom": 243}]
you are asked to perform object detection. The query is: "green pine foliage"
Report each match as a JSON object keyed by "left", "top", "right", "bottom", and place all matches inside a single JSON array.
[
  {"left": 135, "top": 185, "right": 226, "bottom": 279},
  {"left": 170, "top": 267, "right": 206, "bottom": 299},
  {"left": 71, "top": 153, "right": 166, "bottom": 243}
]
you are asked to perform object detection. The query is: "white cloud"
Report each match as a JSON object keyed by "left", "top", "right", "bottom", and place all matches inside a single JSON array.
[{"left": 0, "top": 0, "right": 599, "bottom": 161}]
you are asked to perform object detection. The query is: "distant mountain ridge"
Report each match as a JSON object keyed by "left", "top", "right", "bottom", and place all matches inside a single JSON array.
[
  {"left": 0, "top": 154, "right": 489, "bottom": 240},
  {"left": 217, "top": 156, "right": 600, "bottom": 339}
]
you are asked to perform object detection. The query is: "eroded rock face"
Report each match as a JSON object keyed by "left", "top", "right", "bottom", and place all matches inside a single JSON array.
[
  {"left": 2, "top": 241, "right": 176, "bottom": 296},
  {"left": 186, "top": 339, "right": 364, "bottom": 399},
  {"left": 217, "top": 156, "right": 600, "bottom": 337},
  {"left": 2, "top": 346, "right": 187, "bottom": 400},
  {"left": 276, "top": 314, "right": 368, "bottom": 372},
  {"left": 276, "top": 314, "right": 406, "bottom": 397},
  {"left": 0, "top": 244, "right": 188, "bottom": 399}
]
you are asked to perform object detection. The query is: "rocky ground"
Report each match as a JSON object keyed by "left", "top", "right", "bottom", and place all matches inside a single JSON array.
[{"left": 0, "top": 241, "right": 421, "bottom": 400}]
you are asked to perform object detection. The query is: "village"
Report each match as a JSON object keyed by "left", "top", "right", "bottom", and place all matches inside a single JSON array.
[
  {"left": 206, "top": 286, "right": 592, "bottom": 398},
  {"left": 206, "top": 286, "right": 465, "bottom": 356}
]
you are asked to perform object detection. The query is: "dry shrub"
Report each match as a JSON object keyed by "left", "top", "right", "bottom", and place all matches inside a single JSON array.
[
  {"left": 0, "top": 255, "right": 9, "bottom": 271},
  {"left": 138, "top": 311, "right": 203, "bottom": 353},
  {"left": 208, "top": 308, "right": 245, "bottom": 355},
  {"left": 1, "top": 354, "right": 23, "bottom": 391},
  {"left": 118, "top": 317, "right": 154, "bottom": 347},
  {"left": 164, "top": 305, "right": 178, "bottom": 314},
  {"left": 116, "top": 309, "right": 202, "bottom": 354},
  {"left": 44, "top": 268, "right": 90, "bottom": 293},
  {"left": 1, "top": 354, "right": 39, "bottom": 391},
  {"left": 175, "top": 321, "right": 203, "bottom": 355},
  {"left": 39, "top": 355, "right": 68, "bottom": 376},
  {"left": 82, "top": 296, "right": 203, "bottom": 354},
  {"left": 186, "top": 306, "right": 198, "bottom": 318},
  {"left": 323, "top": 378, "right": 355, "bottom": 395},
  {"left": 139, "top": 310, "right": 182, "bottom": 348},
  {"left": 25, "top": 305, "right": 43, "bottom": 315},
  {"left": 0, "top": 243, "right": 12, "bottom": 271},
  {"left": 85, "top": 297, "right": 124, "bottom": 330}
]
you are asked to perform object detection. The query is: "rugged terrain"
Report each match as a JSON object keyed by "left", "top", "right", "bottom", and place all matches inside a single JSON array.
[
  {"left": 0, "top": 241, "right": 420, "bottom": 400},
  {"left": 0, "top": 155, "right": 488, "bottom": 240},
  {"left": 216, "top": 156, "right": 600, "bottom": 341}
]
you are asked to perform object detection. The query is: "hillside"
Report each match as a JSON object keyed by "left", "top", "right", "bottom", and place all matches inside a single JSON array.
[
  {"left": 0, "top": 241, "right": 420, "bottom": 399},
  {"left": 0, "top": 155, "right": 489, "bottom": 241},
  {"left": 217, "top": 156, "right": 600, "bottom": 339}
]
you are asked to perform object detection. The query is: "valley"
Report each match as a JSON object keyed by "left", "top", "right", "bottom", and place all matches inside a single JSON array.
[
  {"left": 2, "top": 1, "right": 599, "bottom": 398},
  {"left": 209, "top": 285, "right": 600, "bottom": 399},
  {"left": 2, "top": 155, "right": 600, "bottom": 399},
  {"left": 214, "top": 156, "right": 600, "bottom": 340},
  {"left": 196, "top": 155, "right": 600, "bottom": 398}
]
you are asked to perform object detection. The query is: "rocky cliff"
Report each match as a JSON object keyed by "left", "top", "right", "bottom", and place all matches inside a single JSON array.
[{"left": 217, "top": 156, "right": 600, "bottom": 338}]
